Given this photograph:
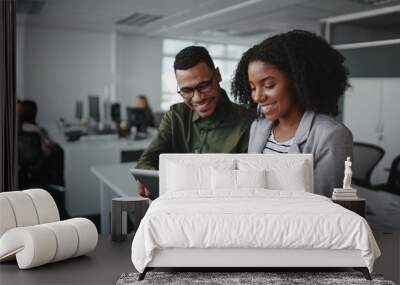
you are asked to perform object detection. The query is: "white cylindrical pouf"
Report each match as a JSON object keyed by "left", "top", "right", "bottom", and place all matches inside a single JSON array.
[
  {"left": 1, "top": 192, "right": 39, "bottom": 227},
  {"left": 0, "top": 196, "right": 17, "bottom": 237},
  {"left": 0, "top": 226, "right": 57, "bottom": 269},
  {"left": 65, "top": 218, "right": 98, "bottom": 257},
  {"left": 23, "top": 189, "right": 60, "bottom": 224},
  {"left": 42, "top": 221, "right": 79, "bottom": 262}
]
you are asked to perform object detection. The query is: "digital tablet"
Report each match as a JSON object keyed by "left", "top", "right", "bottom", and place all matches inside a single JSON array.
[{"left": 129, "top": 168, "right": 159, "bottom": 197}]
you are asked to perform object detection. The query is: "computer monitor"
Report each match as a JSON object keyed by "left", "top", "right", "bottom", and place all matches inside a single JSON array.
[
  {"left": 111, "top": 103, "right": 121, "bottom": 122},
  {"left": 103, "top": 99, "right": 111, "bottom": 122},
  {"left": 75, "top": 101, "right": 83, "bottom": 121},
  {"left": 88, "top": 95, "right": 100, "bottom": 122},
  {"left": 126, "top": 107, "right": 147, "bottom": 134}
]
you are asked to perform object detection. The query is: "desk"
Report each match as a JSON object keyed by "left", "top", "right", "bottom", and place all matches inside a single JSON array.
[
  {"left": 41, "top": 121, "right": 154, "bottom": 216},
  {"left": 0, "top": 236, "right": 133, "bottom": 285},
  {"left": 64, "top": 138, "right": 152, "bottom": 217},
  {"left": 91, "top": 163, "right": 144, "bottom": 235}
]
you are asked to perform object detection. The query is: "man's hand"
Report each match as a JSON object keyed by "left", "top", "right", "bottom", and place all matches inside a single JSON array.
[{"left": 138, "top": 182, "right": 154, "bottom": 200}]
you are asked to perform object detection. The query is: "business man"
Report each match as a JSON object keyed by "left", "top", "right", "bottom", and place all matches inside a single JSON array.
[{"left": 136, "top": 46, "right": 254, "bottom": 198}]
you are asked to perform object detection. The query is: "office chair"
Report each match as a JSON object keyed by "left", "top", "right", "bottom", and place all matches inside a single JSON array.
[
  {"left": 18, "top": 131, "right": 67, "bottom": 219},
  {"left": 352, "top": 142, "right": 385, "bottom": 188},
  {"left": 386, "top": 155, "right": 400, "bottom": 194},
  {"left": 375, "top": 155, "right": 400, "bottom": 195},
  {"left": 153, "top": 111, "right": 165, "bottom": 128},
  {"left": 18, "top": 131, "right": 45, "bottom": 187}
]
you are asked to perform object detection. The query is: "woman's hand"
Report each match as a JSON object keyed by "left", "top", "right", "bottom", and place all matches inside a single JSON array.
[{"left": 137, "top": 182, "right": 154, "bottom": 200}]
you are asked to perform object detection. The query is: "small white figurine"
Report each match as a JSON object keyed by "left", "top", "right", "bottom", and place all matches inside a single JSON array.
[{"left": 343, "top": 157, "right": 352, "bottom": 189}]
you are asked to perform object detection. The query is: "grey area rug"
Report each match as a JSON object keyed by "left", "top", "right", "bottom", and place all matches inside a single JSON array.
[{"left": 116, "top": 272, "right": 396, "bottom": 285}]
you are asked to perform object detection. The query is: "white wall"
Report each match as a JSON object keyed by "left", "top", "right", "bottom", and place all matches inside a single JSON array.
[
  {"left": 116, "top": 33, "right": 162, "bottom": 115},
  {"left": 20, "top": 27, "right": 163, "bottom": 123},
  {"left": 343, "top": 78, "right": 400, "bottom": 185},
  {"left": 23, "top": 26, "right": 112, "bottom": 123}
]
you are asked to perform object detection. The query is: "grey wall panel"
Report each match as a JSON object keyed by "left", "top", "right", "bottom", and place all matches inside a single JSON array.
[{"left": 342, "top": 44, "right": 400, "bottom": 78}]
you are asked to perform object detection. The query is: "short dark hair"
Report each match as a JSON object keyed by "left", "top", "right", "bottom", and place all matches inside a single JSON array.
[
  {"left": 174, "top": 46, "right": 215, "bottom": 71},
  {"left": 232, "top": 30, "right": 349, "bottom": 116},
  {"left": 21, "top": 100, "right": 37, "bottom": 123}
]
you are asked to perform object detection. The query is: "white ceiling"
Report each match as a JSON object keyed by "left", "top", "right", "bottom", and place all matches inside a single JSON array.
[{"left": 17, "top": 0, "right": 400, "bottom": 44}]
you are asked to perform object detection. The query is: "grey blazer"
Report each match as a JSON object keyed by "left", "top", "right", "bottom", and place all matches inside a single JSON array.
[{"left": 248, "top": 111, "right": 353, "bottom": 197}]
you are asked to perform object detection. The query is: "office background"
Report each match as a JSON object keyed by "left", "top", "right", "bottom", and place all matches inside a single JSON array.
[
  {"left": 16, "top": 0, "right": 399, "bottom": 117},
  {"left": 16, "top": 0, "right": 400, "bottom": 183},
  {"left": 0, "top": 0, "right": 397, "bottom": 283}
]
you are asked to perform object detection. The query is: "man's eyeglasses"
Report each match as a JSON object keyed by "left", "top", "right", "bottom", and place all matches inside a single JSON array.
[{"left": 177, "top": 71, "right": 215, "bottom": 99}]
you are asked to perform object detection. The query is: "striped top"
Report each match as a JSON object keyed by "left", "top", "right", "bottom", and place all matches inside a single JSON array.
[{"left": 263, "top": 130, "right": 294, "bottom": 154}]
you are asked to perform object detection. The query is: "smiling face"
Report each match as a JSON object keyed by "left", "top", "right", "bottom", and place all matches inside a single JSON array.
[
  {"left": 248, "top": 60, "right": 299, "bottom": 121},
  {"left": 175, "top": 62, "right": 221, "bottom": 118}
]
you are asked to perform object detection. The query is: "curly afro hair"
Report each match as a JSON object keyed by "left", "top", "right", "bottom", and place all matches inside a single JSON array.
[{"left": 231, "top": 30, "right": 349, "bottom": 116}]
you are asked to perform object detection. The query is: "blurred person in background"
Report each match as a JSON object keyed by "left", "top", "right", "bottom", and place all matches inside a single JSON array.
[{"left": 135, "top": 94, "right": 156, "bottom": 128}]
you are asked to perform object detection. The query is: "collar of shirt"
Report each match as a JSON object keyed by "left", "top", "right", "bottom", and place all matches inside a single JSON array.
[{"left": 191, "top": 88, "right": 232, "bottom": 129}]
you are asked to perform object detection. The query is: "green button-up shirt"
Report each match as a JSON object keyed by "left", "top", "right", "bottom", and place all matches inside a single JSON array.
[{"left": 136, "top": 89, "right": 255, "bottom": 170}]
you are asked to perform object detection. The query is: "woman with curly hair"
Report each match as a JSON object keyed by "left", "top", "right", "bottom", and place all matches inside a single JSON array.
[{"left": 232, "top": 30, "right": 353, "bottom": 197}]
